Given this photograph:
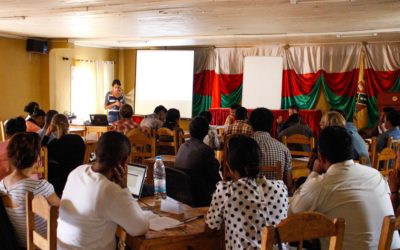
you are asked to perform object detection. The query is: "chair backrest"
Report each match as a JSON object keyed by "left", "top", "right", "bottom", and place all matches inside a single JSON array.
[
  {"left": 26, "top": 192, "right": 57, "bottom": 250},
  {"left": 261, "top": 212, "right": 345, "bottom": 250},
  {"left": 126, "top": 128, "right": 156, "bottom": 164},
  {"left": 156, "top": 128, "right": 179, "bottom": 155},
  {"left": 374, "top": 147, "right": 397, "bottom": 176},
  {"left": 165, "top": 166, "right": 193, "bottom": 206},
  {"left": 369, "top": 137, "right": 378, "bottom": 167},
  {"left": 0, "top": 120, "right": 5, "bottom": 142},
  {"left": 378, "top": 215, "right": 399, "bottom": 250},
  {"left": 222, "top": 134, "right": 235, "bottom": 180},
  {"left": 33, "top": 147, "right": 48, "bottom": 180},
  {"left": 260, "top": 161, "right": 282, "bottom": 180},
  {"left": 387, "top": 137, "right": 400, "bottom": 152},
  {"left": 83, "top": 140, "right": 97, "bottom": 164},
  {"left": 282, "top": 135, "right": 315, "bottom": 157}
]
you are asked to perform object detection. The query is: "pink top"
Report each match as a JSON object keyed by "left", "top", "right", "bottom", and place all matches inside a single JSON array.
[
  {"left": 0, "top": 139, "right": 11, "bottom": 180},
  {"left": 26, "top": 120, "right": 40, "bottom": 132}
]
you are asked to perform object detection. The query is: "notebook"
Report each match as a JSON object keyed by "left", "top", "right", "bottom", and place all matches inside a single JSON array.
[
  {"left": 89, "top": 114, "right": 109, "bottom": 126},
  {"left": 127, "top": 163, "right": 147, "bottom": 199}
]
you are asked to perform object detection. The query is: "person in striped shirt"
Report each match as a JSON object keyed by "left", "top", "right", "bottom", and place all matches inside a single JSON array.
[{"left": 0, "top": 132, "right": 60, "bottom": 248}]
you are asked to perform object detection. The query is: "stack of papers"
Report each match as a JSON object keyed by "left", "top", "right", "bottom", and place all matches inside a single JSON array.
[{"left": 149, "top": 216, "right": 182, "bottom": 231}]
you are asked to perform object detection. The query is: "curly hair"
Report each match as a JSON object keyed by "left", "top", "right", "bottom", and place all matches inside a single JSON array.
[{"left": 7, "top": 132, "right": 40, "bottom": 170}]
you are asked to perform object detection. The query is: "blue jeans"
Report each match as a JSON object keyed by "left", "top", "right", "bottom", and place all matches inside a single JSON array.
[{"left": 108, "top": 112, "right": 119, "bottom": 123}]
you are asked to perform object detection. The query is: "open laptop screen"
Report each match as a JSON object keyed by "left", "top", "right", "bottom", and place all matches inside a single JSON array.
[{"left": 127, "top": 163, "right": 147, "bottom": 199}]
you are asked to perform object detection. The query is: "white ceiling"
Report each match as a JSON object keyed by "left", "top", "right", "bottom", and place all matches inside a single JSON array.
[{"left": 0, "top": 0, "right": 399, "bottom": 48}]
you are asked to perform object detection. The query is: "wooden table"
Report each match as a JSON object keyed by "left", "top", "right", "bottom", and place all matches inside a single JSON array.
[
  {"left": 121, "top": 197, "right": 224, "bottom": 250},
  {"left": 291, "top": 158, "right": 310, "bottom": 179},
  {"left": 69, "top": 127, "right": 86, "bottom": 136},
  {"left": 143, "top": 155, "right": 176, "bottom": 185}
]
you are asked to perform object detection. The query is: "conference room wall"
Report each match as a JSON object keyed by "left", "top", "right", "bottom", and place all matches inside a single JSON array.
[
  {"left": 49, "top": 45, "right": 120, "bottom": 114},
  {"left": 0, "top": 37, "right": 45, "bottom": 121}
]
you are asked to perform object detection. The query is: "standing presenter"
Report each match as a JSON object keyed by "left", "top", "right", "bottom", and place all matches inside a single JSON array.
[{"left": 104, "top": 79, "right": 126, "bottom": 123}]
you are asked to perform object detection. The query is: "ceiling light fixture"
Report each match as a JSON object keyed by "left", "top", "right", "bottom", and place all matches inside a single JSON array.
[
  {"left": 0, "top": 16, "right": 26, "bottom": 20},
  {"left": 336, "top": 32, "right": 378, "bottom": 38},
  {"left": 291, "top": 0, "right": 354, "bottom": 4}
]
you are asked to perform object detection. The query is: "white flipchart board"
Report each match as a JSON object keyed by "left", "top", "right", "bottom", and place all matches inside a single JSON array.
[{"left": 242, "top": 56, "right": 283, "bottom": 109}]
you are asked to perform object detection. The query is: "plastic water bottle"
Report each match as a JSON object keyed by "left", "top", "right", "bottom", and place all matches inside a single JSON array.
[{"left": 154, "top": 156, "right": 167, "bottom": 200}]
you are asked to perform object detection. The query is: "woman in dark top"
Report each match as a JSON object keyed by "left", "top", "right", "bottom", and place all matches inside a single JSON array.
[
  {"left": 159, "top": 108, "right": 184, "bottom": 154},
  {"left": 42, "top": 114, "right": 85, "bottom": 195}
]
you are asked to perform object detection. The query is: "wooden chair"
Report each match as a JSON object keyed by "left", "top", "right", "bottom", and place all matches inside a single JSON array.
[
  {"left": 369, "top": 137, "right": 378, "bottom": 168},
  {"left": 282, "top": 135, "right": 315, "bottom": 158},
  {"left": 378, "top": 215, "right": 398, "bottom": 250},
  {"left": 33, "top": 147, "right": 48, "bottom": 180},
  {"left": 126, "top": 128, "right": 156, "bottom": 164},
  {"left": 0, "top": 120, "right": 5, "bottom": 142},
  {"left": 387, "top": 137, "right": 400, "bottom": 152},
  {"left": 261, "top": 212, "right": 345, "bottom": 250},
  {"left": 26, "top": 192, "right": 58, "bottom": 250},
  {"left": 374, "top": 147, "right": 397, "bottom": 176},
  {"left": 156, "top": 128, "right": 179, "bottom": 155},
  {"left": 83, "top": 140, "right": 97, "bottom": 164},
  {"left": 260, "top": 161, "right": 282, "bottom": 180}
]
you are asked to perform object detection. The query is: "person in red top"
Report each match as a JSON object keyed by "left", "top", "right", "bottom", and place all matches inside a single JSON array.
[
  {"left": 0, "top": 117, "right": 26, "bottom": 180},
  {"left": 110, "top": 104, "right": 139, "bottom": 134},
  {"left": 26, "top": 109, "right": 45, "bottom": 132}
]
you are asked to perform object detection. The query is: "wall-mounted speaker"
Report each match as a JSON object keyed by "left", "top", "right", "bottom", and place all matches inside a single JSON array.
[{"left": 26, "top": 38, "right": 48, "bottom": 54}]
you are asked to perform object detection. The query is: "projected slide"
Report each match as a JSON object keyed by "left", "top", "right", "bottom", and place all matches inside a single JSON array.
[{"left": 135, "top": 50, "right": 194, "bottom": 118}]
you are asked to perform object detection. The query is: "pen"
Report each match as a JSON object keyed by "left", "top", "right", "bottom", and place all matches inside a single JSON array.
[{"left": 181, "top": 214, "right": 204, "bottom": 223}]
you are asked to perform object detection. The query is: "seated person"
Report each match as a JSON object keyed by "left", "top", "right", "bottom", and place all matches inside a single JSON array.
[
  {"left": 249, "top": 108, "right": 292, "bottom": 190},
  {"left": 23, "top": 101, "right": 39, "bottom": 120},
  {"left": 206, "top": 135, "right": 288, "bottom": 250},
  {"left": 377, "top": 110, "right": 400, "bottom": 153},
  {"left": 199, "top": 110, "right": 220, "bottom": 149},
  {"left": 175, "top": 117, "right": 220, "bottom": 207},
  {"left": 140, "top": 105, "right": 167, "bottom": 129},
  {"left": 223, "top": 103, "right": 241, "bottom": 127},
  {"left": 158, "top": 108, "right": 184, "bottom": 154},
  {"left": 290, "top": 126, "right": 400, "bottom": 250},
  {"left": 42, "top": 114, "right": 85, "bottom": 195},
  {"left": 57, "top": 131, "right": 149, "bottom": 249},
  {"left": 110, "top": 104, "right": 139, "bottom": 134},
  {"left": 225, "top": 106, "right": 253, "bottom": 137},
  {"left": 360, "top": 107, "right": 395, "bottom": 139},
  {"left": 26, "top": 108, "right": 45, "bottom": 132},
  {"left": 37, "top": 109, "right": 58, "bottom": 141},
  {"left": 0, "top": 117, "right": 26, "bottom": 180},
  {"left": 0, "top": 132, "right": 60, "bottom": 248},
  {"left": 324, "top": 110, "right": 371, "bottom": 165},
  {"left": 276, "top": 104, "right": 299, "bottom": 134},
  {"left": 278, "top": 113, "right": 312, "bottom": 153}
]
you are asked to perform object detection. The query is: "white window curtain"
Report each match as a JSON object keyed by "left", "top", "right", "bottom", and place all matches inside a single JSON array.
[{"left": 71, "top": 60, "right": 114, "bottom": 123}]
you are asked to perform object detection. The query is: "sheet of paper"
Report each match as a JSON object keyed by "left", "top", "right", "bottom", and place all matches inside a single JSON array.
[
  {"left": 160, "top": 199, "right": 183, "bottom": 215},
  {"left": 149, "top": 216, "right": 182, "bottom": 231},
  {"left": 294, "top": 157, "right": 310, "bottom": 162}
]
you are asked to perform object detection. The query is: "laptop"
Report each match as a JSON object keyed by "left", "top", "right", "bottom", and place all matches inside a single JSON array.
[
  {"left": 127, "top": 163, "right": 147, "bottom": 199},
  {"left": 89, "top": 114, "right": 109, "bottom": 126}
]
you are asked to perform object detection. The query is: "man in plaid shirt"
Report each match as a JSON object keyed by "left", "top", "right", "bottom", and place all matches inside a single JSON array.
[
  {"left": 225, "top": 107, "right": 253, "bottom": 137},
  {"left": 110, "top": 104, "right": 139, "bottom": 134},
  {"left": 249, "top": 107, "right": 293, "bottom": 191}
]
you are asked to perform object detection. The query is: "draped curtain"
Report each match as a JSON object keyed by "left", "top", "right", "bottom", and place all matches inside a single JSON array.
[
  {"left": 364, "top": 43, "right": 400, "bottom": 127},
  {"left": 193, "top": 43, "right": 400, "bottom": 127},
  {"left": 71, "top": 60, "right": 114, "bottom": 122}
]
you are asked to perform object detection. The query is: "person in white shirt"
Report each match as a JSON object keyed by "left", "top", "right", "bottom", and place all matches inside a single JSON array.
[
  {"left": 289, "top": 126, "right": 400, "bottom": 250},
  {"left": 57, "top": 131, "right": 149, "bottom": 250}
]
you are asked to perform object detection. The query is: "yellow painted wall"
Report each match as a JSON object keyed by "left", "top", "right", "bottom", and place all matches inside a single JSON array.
[
  {"left": 49, "top": 45, "right": 120, "bottom": 113},
  {"left": 0, "top": 37, "right": 46, "bottom": 121}
]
